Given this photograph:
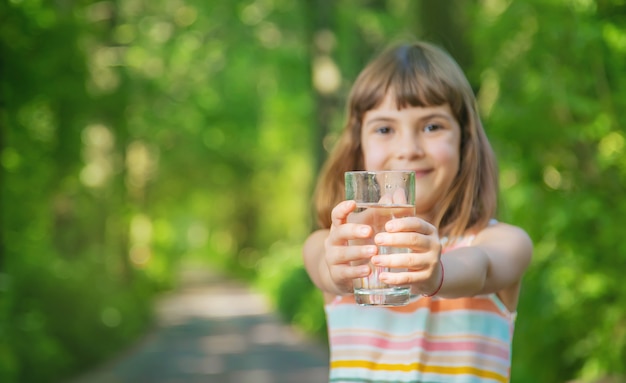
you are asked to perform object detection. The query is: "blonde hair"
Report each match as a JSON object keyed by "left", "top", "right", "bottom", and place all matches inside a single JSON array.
[{"left": 313, "top": 41, "right": 498, "bottom": 238}]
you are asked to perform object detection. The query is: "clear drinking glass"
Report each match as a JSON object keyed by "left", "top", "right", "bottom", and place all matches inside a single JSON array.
[{"left": 345, "top": 170, "right": 416, "bottom": 306}]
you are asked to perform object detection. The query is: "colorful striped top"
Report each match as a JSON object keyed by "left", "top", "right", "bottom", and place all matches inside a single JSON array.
[{"left": 325, "top": 236, "right": 516, "bottom": 383}]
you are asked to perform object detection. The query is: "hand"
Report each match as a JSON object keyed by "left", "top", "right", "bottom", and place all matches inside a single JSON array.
[
  {"left": 371, "top": 216, "right": 443, "bottom": 295},
  {"left": 324, "top": 200, "right": 378, "bottom": 293}
]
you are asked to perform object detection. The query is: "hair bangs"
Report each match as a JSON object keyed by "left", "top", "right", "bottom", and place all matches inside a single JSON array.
[
  {"left": 389, "top": 46, "right": 466, "bottom": 121},
  {"left": 350, "top": 44, "right": 467, "bottom": 125},
  {"left": 349, "top": 65, "right": 392, "bottom": 120}
]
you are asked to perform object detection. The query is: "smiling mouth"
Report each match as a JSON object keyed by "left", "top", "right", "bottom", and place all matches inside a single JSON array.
[{"left": 413, "top": 169, "right": 432, "bottom": 178}]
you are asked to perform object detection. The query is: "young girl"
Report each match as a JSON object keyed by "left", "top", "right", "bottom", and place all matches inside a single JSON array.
[{"left": 303, "top": 41, "right": 533, "bottom": 383}]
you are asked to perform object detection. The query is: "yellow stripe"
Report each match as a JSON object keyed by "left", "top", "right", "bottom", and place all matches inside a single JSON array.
[
  {"left": 331, "top": 350, "right": 509, "bottom": 372},
  {"left": 330, "top": 360, "right": 507, "bottom": 383}
]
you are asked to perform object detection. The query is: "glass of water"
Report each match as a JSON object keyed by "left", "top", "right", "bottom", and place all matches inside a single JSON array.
[{"left": 345, "top": 170, "right": 415, "bottom": 306}]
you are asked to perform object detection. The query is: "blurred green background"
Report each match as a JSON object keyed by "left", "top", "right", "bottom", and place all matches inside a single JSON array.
[{"left": 1, "top": 0, "right": 625, "bottom": 382}]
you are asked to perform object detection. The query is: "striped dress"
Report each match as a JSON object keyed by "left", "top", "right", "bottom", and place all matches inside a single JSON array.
[{"left": 325, "top": 236, "right": 516, "bottom": 383}]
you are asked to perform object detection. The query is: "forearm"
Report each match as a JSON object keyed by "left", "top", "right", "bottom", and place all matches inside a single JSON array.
[
  {"left": 433, "top": 247, "right": 489, "bottom": 298},
  {"left": 433, "top": 231, "right": 531, "bottom": 299}
]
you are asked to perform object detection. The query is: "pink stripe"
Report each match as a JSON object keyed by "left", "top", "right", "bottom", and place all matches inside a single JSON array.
[{"left": 331, "top": 335, "right": 510, "bottom": 360}]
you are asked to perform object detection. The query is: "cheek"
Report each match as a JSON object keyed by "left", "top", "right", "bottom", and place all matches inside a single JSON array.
[
  {"left": 434, "top": 144, "right": 460, "bottom": 177},
  {"left": 448, "top": 148, "right": 461, "bottom": 172}
]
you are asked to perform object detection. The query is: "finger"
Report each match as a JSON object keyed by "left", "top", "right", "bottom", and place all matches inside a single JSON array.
[
  {"left": 372, "top": 251, "right": 430, "bottom": 269},
  {"left": 392, "top": 188, "right": 408, "bottom": 205},
  {"left": 331, "top": 200, "right": 357, "bottom": 227},
  {"left": 385, "top": 216, "right": 436, "bottom": 235},
  {"left": 379, "top": 269, "right": 430, "bottom": 285},
  {"left": 375, "top": 232, "right": 434, "bottom": 251},
  {"left": 327, "top": 222, "right": 374, "bottom": 245},
  {"left": 379, "top": 193, "right": 393, "bottom": 204},
  {"left": 327, "top": 244, "right": 377, "bottom": 265},
  {"left": 330, "top": 264, "right": 371, "bottom": 281}
]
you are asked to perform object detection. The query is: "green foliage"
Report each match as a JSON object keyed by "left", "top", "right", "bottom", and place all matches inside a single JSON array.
[
  {"left": 468, "top": 1, "right": 626, "bottom": 381},
  {"left": 255, "top": 242, "right": 327, "bottom": 340},
  {"left": 7, "top": 255, "right": 154, "bottom": 382},
  {"left": 2, "top": 0, "right": 625, "bottom": 382}
]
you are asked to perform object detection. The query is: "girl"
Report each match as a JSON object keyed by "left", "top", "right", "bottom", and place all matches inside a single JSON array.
[{"left": 303, "top": 41, "right": 533, "bottom": 383}]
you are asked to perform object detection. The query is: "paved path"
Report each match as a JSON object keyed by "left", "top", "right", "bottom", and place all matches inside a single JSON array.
[{"left": 68, "top": 266, "right": 329, "bottom": 383}]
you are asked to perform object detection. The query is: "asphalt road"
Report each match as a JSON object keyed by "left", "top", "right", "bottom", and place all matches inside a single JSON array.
[{"left": 67, "top": 266, "right": 329, "bottom": 383}]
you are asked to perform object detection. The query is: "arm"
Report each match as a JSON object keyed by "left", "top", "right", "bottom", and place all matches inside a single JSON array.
[
  {"left": 374, "top": 219, "right": 533, "bottom": 310},
  {"left": 304, "top": 201, "right": 533, "bottom": 310},
  {"left": 441, "top": 223, "right": 533, "bottom": 310}
]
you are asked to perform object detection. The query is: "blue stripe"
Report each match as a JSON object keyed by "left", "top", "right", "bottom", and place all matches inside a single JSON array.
[{"left": 327, "top": 306, "right": 511, "bottom": 343}]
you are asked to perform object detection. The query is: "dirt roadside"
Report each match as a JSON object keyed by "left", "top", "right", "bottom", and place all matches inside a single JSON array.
[{"left": 67, "top": 265, "right": 329, "bottom": 383}]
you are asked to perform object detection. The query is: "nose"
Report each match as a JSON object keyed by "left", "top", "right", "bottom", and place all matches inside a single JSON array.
[{"left": 395, "top": 132, "right": 424, "bottom": 160}]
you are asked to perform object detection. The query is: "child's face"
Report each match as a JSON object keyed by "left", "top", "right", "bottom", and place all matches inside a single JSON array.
[{"left": 360, "top": 92, "right": 461, "bottom": 219}]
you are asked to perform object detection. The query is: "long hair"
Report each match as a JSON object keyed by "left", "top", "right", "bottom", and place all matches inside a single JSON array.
[{"left": 313, "top": 41, "right": 498, "bottom": 238}]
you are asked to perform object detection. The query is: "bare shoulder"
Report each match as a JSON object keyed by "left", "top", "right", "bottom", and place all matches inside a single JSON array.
[
  {"left": 474, "top": 221, "right": 533, "bottom": 251},
  {"left": 472, "top": 221, "right": 533, "bottom": 277}
]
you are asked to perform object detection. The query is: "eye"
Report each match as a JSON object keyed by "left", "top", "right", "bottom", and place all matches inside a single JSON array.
[
  {"left": 424, "top": 123, "right": 443, "bottom": 133},
  {"left": 375, "top": 126, "right": 392, "bottom": 134}
]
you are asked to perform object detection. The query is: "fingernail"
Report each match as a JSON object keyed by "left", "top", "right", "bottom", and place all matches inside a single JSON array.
[
  {"left": 367, "top": 246, "right": 377, "bottom": 255},
  {"left": 386, "top": 222, "right": 395, "bottom": 231},
  {"left": 360, "top": 266, "right": 371, "bottom": 275},
  {"left": 360, "top": 227, "right": 370, "bottom": 236},
  {"left": 371, "top": 256, "right": 381, "bottom": 265}
]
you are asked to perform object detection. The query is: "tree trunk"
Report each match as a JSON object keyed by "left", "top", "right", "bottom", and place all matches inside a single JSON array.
[{"left": 417, "top": 0, "right": 474, "bottom": 83}]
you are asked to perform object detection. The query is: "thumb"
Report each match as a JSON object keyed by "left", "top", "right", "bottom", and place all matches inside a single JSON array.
[{"left": 392, "top": 188, "right": 408, "bottom": 205}]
